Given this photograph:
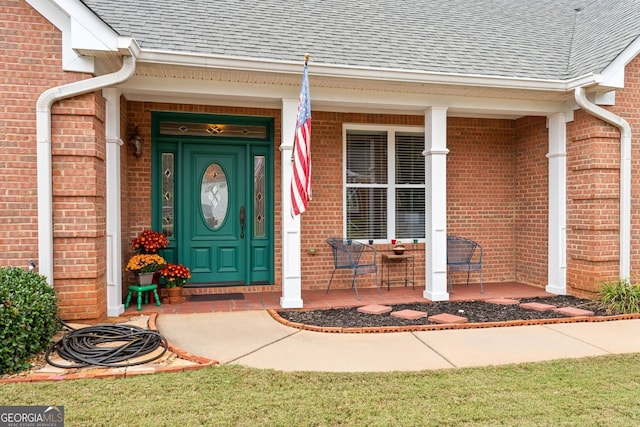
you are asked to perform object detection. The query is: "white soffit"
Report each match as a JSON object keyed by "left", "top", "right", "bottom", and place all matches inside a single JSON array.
[{"left": 118, "top": 63, "right": 573, "bottom": 118}]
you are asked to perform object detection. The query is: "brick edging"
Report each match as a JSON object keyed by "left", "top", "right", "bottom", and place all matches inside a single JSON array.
[{"left": 267, "top": 309, "right": 640, "bottom": 334}]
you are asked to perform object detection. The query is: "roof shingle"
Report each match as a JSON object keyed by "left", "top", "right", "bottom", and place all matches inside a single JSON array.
[{"left": 80, "top": 0, "right": 640, "bottom": 80}]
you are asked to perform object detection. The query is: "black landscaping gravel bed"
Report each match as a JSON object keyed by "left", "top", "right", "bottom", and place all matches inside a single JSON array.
[{"left": 277, "top": 296, "right": 615, "bottom": 329}]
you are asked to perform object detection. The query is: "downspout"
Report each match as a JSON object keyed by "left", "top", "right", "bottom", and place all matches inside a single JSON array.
[
  {"left": 574, "top": 86, "right": 632, "bottom": 279},
  {"left": 36, "top": 55, "right": 136, "bottom": 284}
]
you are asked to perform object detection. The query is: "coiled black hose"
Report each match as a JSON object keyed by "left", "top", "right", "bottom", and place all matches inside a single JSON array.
[{"left": 45, "top": 321, "right": 169, "bottom": 369}]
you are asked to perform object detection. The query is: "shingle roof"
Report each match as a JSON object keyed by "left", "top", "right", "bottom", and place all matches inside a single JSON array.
[{"left": 80, "top": 0, "right": 640, "bottom": 81}]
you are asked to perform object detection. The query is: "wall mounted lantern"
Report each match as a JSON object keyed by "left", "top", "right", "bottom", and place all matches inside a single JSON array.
[{"left": 129, "top": 126, "right": 143, "bottom": 158}]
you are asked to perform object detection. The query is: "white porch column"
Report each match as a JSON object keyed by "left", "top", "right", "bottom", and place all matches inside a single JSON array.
[
  {"left": 424, "top": 107, "right": 450, "bottom": 301},
  {"left": 546, "top": 113, "right": 567, "bottom": 295},
  {"left": 103, "top": 88, "right": 125, "bottom": 316},
  {"left": 279, "top": 98, "right": 304, "bottom": 308}
]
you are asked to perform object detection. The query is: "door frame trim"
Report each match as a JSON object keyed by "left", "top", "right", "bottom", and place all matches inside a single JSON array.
[{"left": 150, "top": 111, "right": 275, "bottom": 286}]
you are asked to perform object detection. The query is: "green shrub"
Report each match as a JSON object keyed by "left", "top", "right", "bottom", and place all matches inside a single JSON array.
[
  {"left": 599, "top": 278, "right": 640, "bottom": 314},
  {"left": 0, "top": 267, "right": 59, "bottom": 374}
]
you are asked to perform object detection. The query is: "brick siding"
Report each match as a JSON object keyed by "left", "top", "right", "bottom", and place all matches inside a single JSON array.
[
  {"left": 514, "top": 116, "right": 549, "bottom": 286},
  {"left": 1, "top": 1, "right": 108, "bottom": 321}
]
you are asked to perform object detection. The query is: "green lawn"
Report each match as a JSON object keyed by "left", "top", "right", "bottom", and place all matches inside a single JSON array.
[{"left": 2, "top": 354, "right": 640, "bottom": 426}]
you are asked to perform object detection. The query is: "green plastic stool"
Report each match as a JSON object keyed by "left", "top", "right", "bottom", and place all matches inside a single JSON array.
[{"left": 125, "top": 284, "right": 161, "bottom": 311}]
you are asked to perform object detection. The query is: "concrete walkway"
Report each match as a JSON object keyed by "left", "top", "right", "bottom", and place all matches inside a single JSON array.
[{"left": 155, "top": 311, "right": 640, "bottom": 372}]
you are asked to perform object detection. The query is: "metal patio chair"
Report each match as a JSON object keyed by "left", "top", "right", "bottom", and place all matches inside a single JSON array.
[
  {"left": 447, "top": 235, "right": 484, "bottom": 294},
  {"left": 326, "top": 238, "right": 380, "bottom": 299}
]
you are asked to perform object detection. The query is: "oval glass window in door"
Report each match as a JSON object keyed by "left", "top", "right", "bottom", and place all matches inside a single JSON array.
[{"left": 201, "top": 163, "right": 228, "bottom": 230}]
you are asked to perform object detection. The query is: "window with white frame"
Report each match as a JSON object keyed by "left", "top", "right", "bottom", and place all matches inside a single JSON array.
[{"left": 344, "top": 126, "right": 425, "bottom": 241}]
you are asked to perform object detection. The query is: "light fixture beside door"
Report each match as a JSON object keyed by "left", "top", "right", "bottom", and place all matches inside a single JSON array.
[{"left": 129, "top": 126, "right": 143, "bottom": 158}]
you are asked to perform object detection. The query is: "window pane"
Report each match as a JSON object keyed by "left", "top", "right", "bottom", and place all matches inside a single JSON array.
[
  {"left": 396, "top": 132, "right": 425, "bottom": 185},
  {"left": 347, "top": 188, "right": 387, "bottom": 239},
  {"left": 346, "top": 131, "right": 387, "bottom": 184},
  {"left": 396, "top": 188, "right": 425, "bottom": 239}
]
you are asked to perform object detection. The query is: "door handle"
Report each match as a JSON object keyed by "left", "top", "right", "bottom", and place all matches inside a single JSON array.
[{"left": 239, "top": 206, "right": 245, "bottom": 239}]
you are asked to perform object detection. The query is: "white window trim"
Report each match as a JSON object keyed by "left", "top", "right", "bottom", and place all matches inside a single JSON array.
[{"left": 342, "top": 123, "right": 425, "bottom": 243}]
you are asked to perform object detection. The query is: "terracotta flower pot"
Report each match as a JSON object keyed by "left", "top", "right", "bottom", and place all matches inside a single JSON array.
[
  {"left": 163, "top": 286, "right": 186, "bottom": 305},
  {"left": 166, "top": 287, "right": 182, "bottom": 298}
]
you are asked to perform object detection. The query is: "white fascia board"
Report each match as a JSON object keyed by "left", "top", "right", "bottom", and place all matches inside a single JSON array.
[
  {"left": 25, "top": 0, "right": 92, "bottom": 72},
  {"left": 120, "top": 75, "right": 293, "bottom": 99},
  {"left": 118, "top": 37, "right": 141, "bottom": 57},
  {"left": 120, "top": 74, "right": 569, "bottom": 117},
  {"left": 138, "top": 50, "right": 590, "bottom": 92},
  {"left": 26, "top": 0, "right": 120, "bottom": 73},
  {"left": 565, "top": 73, "right": 603, "bottom": 90},
  {"left": 598, "top": 35, "right": 640, "bottom": 89},
  {"left": 55, "top": 0, "right": 119, "bottom": 51}
]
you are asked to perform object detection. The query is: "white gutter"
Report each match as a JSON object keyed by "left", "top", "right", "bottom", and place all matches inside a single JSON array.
[
  {"left": 574, "top": 87, "right": 632, "bottom": 279},
  {"left": 36, "top": 55, "right": 136, "bottom": 284}
]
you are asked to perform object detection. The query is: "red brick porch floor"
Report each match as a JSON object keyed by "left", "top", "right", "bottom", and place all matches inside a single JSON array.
[{"left": 123, "top": 282, "right": 553, "bottom": 316}]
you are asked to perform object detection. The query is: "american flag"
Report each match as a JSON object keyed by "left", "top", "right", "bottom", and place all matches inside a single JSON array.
[{"left": 290, "top": 62, "right": 312, "bottom": 216}]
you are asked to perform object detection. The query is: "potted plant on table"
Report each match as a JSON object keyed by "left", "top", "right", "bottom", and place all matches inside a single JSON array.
[
  {"left": 132, "top": 229, "right": 169, "bottom": 254},
  {"left": 159, "top": 263, "right": 191, "bottom": 304},
  {"left": 126, "top": 254, "right": 166, "bottom": 285},
  {"left": 128, "top": 229, "right": 169, "bottom": 285}
]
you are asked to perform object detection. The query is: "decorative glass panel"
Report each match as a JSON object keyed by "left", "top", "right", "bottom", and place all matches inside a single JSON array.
[
  {"left": 254, "top": 156, "right": 265, "bottom": 237},
  {"left": 160, "top": 121, "right": 267, "bottom": 139},
  {"left": 201, "top": 163, "right": 228, "bottom": 230},
  {"left": 161, "top": 153, "right": 174, "bottom": 237},
  {"left": 396, "top": 188, "right": 425, "bottom": 239}
]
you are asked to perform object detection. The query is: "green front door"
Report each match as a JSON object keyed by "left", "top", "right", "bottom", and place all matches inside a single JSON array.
[
  {"left": 183, "top": 144, "right": 246, "bottom": 283},
  {"left": 152, "top": 112, "right": 274, "bottom": 286}
]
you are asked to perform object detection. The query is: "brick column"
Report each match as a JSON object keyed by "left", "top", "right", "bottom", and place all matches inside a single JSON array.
[
  {"left": 566, "top": 111, "right": 620, "bottom": 296},
  {"left": 52, "top": 93, "right": 108, "bottom": 321}
]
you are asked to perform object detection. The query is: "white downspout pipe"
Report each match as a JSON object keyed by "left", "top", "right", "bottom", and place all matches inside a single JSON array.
[
  {"left": 36, "top": 55, "right": 136, "bottom": 284},
  {"left": 574, "top": 87, "right": 632, "bottom": 279}
]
